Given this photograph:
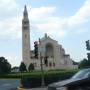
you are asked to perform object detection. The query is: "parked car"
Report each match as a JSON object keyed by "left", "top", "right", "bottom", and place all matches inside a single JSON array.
[{"left": 47, "top": 68, "right": 90, "bottom": 90}]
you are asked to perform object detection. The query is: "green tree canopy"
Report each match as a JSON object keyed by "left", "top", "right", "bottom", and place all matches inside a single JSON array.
[
  {"left": 19, "top": 62, "right": 27, "bottom": 72},
  {"left": 28, "top": 63, "right": 34, "bottom": 72},
  {"left": 79, "top": 58, "right": 90, "bottom": 68},
  {"left": 0, "top": 57, "right": 11, "bottom": 74}
]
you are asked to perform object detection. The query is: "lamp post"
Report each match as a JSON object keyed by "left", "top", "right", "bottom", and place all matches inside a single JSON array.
[{"left": 39, "top": 38, "right": 45, "bottom": 87}]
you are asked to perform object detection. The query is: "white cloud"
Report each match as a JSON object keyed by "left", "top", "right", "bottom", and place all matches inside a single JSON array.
[
  {"left": 6, "top": 55, "right": 21, "bottom": 67},
  {"left": 0, "top": 52, "right": 21, "bottom": 67},
  {"left": 0, "top": 0, "right": 90, "bottom": 39},
  {"left": 0, "top": 0, "right": 90, "bottom": 66},
  {"left": 0, "top": 0, "right": 18, "bottom": 14},
  {"left": 76, "top": 29, "right": 88, "bottom": 34},
  {"left": 28, "top": 0, "right": 90, "bottom": 37},
  {"left": 0, "top": 16, "right": 22, "bottom": 39},
  {"left": 29, "top": 6, "right": 56, "bottom": 19},
  {"left": 0, "top": 0, "right": 21, "bottom": 39},
  {"left": 68, "top": 0, "right": 90, "bottom": 27},
  {"left": 34, "top": 17, "right": 67, "bottom": 37}
]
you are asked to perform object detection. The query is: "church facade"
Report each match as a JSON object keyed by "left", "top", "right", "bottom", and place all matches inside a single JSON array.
[{"left": 22, "top": 6, "right": 78, "bottom": 70}]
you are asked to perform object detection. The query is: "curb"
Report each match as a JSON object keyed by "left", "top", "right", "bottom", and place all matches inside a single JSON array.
[
  {"left": 17, "top": 87, "right": 47, "bottom": 90},
  {"left": 17, "top": 87, "right": 25, "bottom": 90}
]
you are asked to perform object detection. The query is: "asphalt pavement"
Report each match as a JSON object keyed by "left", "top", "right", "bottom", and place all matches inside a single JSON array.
[{"left": 0, "top": 79, "right": 20, "bottom": 90}]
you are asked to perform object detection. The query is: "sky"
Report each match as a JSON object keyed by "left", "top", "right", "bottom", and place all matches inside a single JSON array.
[{"left": 0, "top": 0, "right": 90, "bottom": 67}]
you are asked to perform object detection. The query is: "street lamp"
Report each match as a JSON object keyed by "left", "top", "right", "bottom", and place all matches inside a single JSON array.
[{"left": 39, "top": 38, "right": 45, "bottom": 87}]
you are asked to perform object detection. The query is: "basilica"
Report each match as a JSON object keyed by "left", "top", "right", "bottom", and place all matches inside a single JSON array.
[{"left": 22, "top": 6, "right": 78, "bottom": 70}]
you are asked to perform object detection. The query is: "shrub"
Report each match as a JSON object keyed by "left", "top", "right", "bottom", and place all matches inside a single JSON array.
[
  {"left": 21, "top": 69, "right": 78, "bottom": 88},
  {"left": 0, "top": 69, "right": 78, "bottom": 88}
]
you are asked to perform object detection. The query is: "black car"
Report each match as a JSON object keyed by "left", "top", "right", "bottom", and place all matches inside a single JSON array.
[{"left": 47, "top": 68, "right": 90, "bottom": 90}]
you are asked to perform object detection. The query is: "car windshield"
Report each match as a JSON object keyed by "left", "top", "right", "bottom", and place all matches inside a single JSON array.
[{"left": 72, "top": 69, "right": 90, "bottom": 79}]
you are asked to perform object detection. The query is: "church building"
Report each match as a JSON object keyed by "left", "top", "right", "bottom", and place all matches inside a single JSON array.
[{"left": 22, "top": 6, "right": 78, "bottom": 70}]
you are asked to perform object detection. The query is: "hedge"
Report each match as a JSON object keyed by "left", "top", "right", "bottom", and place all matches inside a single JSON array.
[
  {"left": 0, "top": 69, "right": 78, "bottom": 88},
  {"left": 21, "top": 69, "right": 78, "bottom": 88}
]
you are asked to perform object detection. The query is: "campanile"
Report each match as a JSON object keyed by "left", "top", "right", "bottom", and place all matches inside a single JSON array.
[{"left": 22, "top": 5, "right": 30, "bottom": 68}]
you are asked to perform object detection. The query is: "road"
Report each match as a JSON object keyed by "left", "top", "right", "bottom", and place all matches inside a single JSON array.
[{"left": 0, "top": 79, "right": 20, "bottom": 90}]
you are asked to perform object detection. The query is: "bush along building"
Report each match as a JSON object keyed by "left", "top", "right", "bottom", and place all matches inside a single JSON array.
[{"left": 22, "top": 5, "right": 78, "bottom": 70}]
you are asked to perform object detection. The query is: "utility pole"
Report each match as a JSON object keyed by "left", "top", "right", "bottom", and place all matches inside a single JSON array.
[{"left": 39, "top": 38, "right": 45, "bottom": 87}]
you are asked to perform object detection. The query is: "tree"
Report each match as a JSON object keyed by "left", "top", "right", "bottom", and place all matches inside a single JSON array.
[
  {"left": 72, "top": 60, "right": 78, "bottom": 65},
  {"left": 87, "top": 53, "right": 90, "bottom": 61},
  {"left": 85, "top": 40, "right": 90, "bottom": 67},
  {"left": 34, "top": 41, "right": 38, "bottom": 59},
  {"left": 0, "top": 57, "right": 11, "bottom": 74},
  {"left": 19, "top": 62, "right": 27, "bottom": 72},
  {"left": 11, "top": 66, "right": 19, "bottom": 72},
  {"left": 28, "top": 63, "right": 34, "bottom": 72},
  {"left": 79, "top": 58, "right": 89, "bottom": 68},
  {"left": 86, "top": 40, "right": 90, "bottom": 50}
]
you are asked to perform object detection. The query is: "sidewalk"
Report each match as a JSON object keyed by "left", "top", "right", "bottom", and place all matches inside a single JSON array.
[
  {"left": 25, "top": 87, "right": 47, "bottom": 90},
  {"left": 17, "top": 87, "right": 47, "bottom": 90}
]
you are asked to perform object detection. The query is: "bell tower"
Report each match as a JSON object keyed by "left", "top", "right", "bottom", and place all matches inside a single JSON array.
[{"left": 22, "top": 5, "right": 30, "bottom": 68}]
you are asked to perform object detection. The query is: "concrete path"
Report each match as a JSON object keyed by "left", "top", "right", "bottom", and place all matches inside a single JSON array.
[{"left": 25, "top": 87, "right": 47, "bottom": 90}]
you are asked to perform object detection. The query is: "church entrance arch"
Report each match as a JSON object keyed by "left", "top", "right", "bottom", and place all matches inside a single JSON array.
[
  {"left": 45, "top": 43, "right": 54, "bottom": 57},
  {"left": 44, "top": 43, "right": 54, "bottom": 67}
]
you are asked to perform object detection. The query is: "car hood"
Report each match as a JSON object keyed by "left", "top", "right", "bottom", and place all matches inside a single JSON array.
[{"left": 49, "top": 77, "right": 88, "bottom": 88}]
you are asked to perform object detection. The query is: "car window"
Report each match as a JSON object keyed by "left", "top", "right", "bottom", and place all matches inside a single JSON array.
[
  {"left": 72, "top": 69, "right": 90, "bottom": 79},
  {"left": 87, "top": 72, "right": 90, "bottom": 77},
  {"left": 84, "top": 72, "right": 90, "bottom": 78}
]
